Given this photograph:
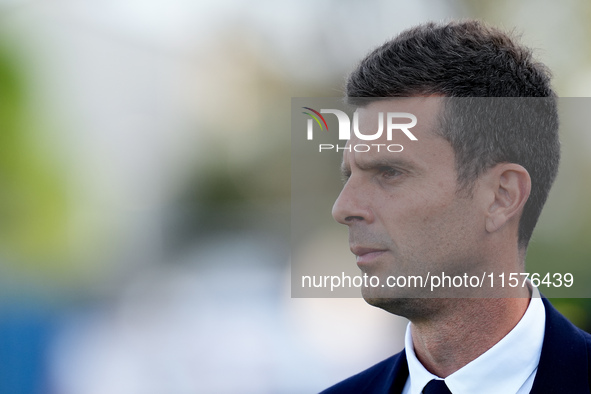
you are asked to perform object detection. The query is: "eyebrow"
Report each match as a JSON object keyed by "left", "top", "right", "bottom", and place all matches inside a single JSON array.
[{"left": 340, "top": 156, "right": 416, "bottom": 177}]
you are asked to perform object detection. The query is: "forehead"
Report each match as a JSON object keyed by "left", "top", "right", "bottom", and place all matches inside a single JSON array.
[
  {"left": 354, "top": 97, "right": 442, "bottom": 133},
  {"left": 343, "top": 97, "right": 452, "bottom": 170}
]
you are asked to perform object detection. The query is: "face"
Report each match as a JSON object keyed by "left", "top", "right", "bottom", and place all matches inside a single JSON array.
[{"left": 332, "top": 98, "right": 489, "bottom": 315}]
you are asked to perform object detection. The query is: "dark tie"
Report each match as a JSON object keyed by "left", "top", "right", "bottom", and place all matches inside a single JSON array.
[{"left": 423, "top": 379, "right": 452, "bottom": 394}]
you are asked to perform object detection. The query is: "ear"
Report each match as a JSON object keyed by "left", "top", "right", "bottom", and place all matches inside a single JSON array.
[{"left": 484, "top": 163, "right": 531, "bottom": 233}]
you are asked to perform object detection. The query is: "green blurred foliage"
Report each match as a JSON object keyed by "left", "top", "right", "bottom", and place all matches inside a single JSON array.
[{"left": 0, "top": 44, "right": 70, "bottom": 278}]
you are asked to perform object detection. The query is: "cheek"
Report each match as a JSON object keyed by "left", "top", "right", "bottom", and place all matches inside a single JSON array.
[
  {"left": 374, "top": 174, "right": 469, "bottom": 240},
  {"left": 393, "top": 184, "right": 458, "bottom": 225},
  {"left": 391, "top": 190, "right": 476, "bottom": 250},
  {"left": 429, "top": 200, "right": 485, "bottom": 268}
]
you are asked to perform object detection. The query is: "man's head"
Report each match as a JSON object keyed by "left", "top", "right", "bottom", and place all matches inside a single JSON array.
[
  {"left": 345, "top": 20, "right": 560, "bottom": 250},
  {"left": 333, "top": 97, "right": 508, "bottom": 309}
]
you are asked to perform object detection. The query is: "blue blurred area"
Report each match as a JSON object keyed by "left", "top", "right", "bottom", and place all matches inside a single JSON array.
[{"left": 0, "top": 305, "right": 56, "bottom": 394}]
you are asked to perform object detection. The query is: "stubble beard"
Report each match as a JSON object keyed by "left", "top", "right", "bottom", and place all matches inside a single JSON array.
[{"left": 363, "top": 294, "right": 450, "bottom": 321}]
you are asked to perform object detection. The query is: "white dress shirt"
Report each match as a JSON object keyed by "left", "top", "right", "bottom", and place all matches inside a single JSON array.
[{"left": 401, "top": 287, "right": 546, "bottom": 394}]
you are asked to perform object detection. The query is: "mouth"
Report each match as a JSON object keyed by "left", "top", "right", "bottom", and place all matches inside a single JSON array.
[{"left": 351, "top": 246, "right": 388, "bottom": 266}]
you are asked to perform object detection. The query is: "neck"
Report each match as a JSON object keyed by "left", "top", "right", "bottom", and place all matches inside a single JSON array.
[{"left": 410, "top": 295, "right": 530, "bottom": 377}]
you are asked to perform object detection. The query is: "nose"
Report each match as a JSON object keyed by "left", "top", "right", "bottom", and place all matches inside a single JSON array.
[{"left": 331, "top": 177, "right": 373, "bottom": 225}]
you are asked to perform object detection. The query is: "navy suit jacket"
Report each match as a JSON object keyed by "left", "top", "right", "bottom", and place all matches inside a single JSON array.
[{"left": 321, "top": 298, "right": 591, "bottom": 393}]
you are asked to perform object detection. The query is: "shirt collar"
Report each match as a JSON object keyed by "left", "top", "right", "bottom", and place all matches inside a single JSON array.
[{"left": 404, "top": 287, "right": 545, "bottom": 394}]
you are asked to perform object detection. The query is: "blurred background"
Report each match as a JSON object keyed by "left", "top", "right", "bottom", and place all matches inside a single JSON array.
[{"left": 1, "top": 0, "right": 591, "bottom": 393}]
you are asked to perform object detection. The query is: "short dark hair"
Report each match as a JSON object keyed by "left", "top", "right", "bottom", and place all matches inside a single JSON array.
[{"left": 346, "top": 20, "right": 560, "bottom": 249}]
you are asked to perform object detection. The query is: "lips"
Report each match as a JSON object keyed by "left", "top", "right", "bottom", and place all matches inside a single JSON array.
[{"left": 351, "top": 246, "right": 388, "bottom": 266}]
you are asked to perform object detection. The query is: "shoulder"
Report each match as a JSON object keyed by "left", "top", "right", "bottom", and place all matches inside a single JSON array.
[
  {"left": 530, "top": 297, "right": 591, "bottom": 392},
  {"left": 539, "top": 297, "right": 591, "bottom": 362},
  {"left": 320, "top": 351, "right": 407, "bottom": 394},
  {"left": 541, "top": 297, "right": 591, "bottom": 345}
]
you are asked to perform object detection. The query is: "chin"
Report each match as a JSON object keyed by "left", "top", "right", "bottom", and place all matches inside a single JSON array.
[
  {"left": 362, "top": 286, "right": 412, "bottom": 316},
  {"left": 364, "top": 296, "right": 411, "bottom": 316},
  {"left": 363, "top": 291, "right": 442, "bottom": 320}
]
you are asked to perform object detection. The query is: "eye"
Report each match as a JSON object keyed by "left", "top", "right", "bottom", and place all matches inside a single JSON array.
[{"left": 379, "top": 166, "right": 401, "bottom": 179}]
